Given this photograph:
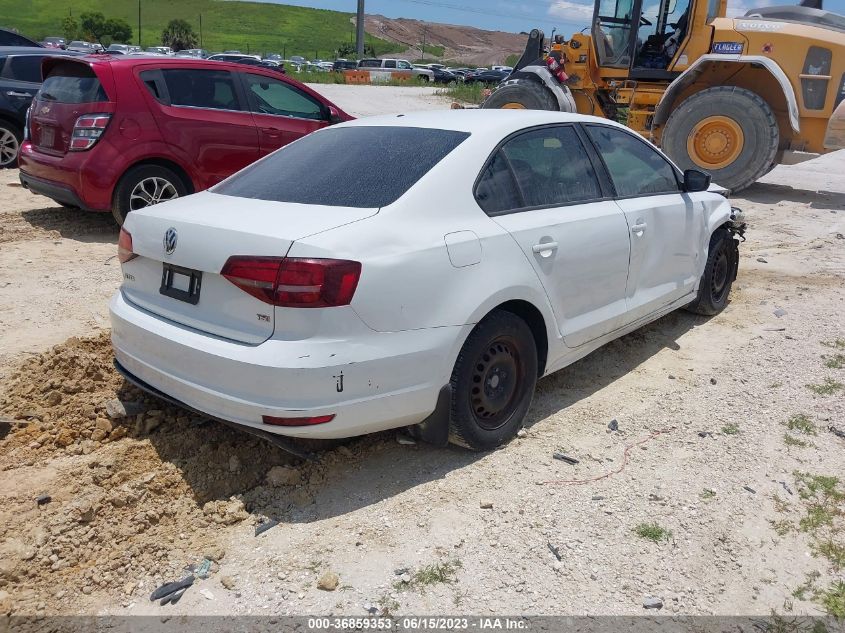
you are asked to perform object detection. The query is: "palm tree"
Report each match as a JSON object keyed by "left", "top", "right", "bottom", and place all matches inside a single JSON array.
[{"left": 161, "top": 19, "right": 198, "bottom": 52}]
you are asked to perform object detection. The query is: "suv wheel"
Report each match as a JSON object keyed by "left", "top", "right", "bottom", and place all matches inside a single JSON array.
[
  {"left": 0, "top": 122, "right": 21, "bottom": 168},
  {"left": 112, "top": 165, "right": 187, "bottom": 225}
]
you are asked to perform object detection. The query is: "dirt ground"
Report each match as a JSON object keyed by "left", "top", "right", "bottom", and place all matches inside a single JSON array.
[{"left": 0, "top": 85, "right": 844, "bottom": 619}]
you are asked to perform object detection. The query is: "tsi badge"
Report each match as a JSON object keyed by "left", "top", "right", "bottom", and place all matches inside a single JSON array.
[
  {"left": 163, "top": 227, "right": 178, "bottom": 255},
  {"left": 712, "top": 42, "right": 744, "bottom": 54}
]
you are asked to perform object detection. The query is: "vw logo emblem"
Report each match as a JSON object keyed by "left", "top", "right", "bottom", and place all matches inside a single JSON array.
[{"left": 163, "top": 228, "right": 178, "bottom": 255}]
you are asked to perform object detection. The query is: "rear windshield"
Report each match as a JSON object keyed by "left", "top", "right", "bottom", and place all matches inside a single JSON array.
[
  {"left": 39, "top": 62, "right": 108, "bottom": 103},
  {"left": 213, "top": 126, "right": 470, "bottom": 208}
]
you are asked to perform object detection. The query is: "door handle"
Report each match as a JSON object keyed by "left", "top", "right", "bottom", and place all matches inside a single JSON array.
[
  {"left": 6, "top": 91, "right": 32, "bottom": 98},
  {"left": 631, "top": 222, "right": 647, "bottom": 235},
  {"left": 260, "top": 127, "right": 282, "bottom": 135},
  {"left": 532, "top": 241, "right": 558, "bottom": 255}
]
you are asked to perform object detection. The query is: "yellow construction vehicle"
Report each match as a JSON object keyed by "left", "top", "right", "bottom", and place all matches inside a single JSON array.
[{"left": 481, "top": 0, "right": 845, "bottom": 191}]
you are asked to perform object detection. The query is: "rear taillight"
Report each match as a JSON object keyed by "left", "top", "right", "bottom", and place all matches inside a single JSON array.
[
  {"left": 262, "top": 414, "right": 335, "bottom": 427},
  {"left": 118, "top": 228, "right": 137, "bottom": 263},
  {"left": 69, "top": 113, "right": 111, "bottom": 151},
  {"left": 23, "top": 106, "right": 31, "bottom": 142},
  {"left": 221, "top": 257, "right": 361, "bottom": 308}
]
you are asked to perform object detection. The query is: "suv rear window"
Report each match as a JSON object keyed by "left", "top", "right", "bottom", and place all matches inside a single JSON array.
[
  {"left": 214, "top": 126, "right": 470, "bottom": 208},
  {"left": 39, "top": 62, "right": 108, "bottom": 103}
]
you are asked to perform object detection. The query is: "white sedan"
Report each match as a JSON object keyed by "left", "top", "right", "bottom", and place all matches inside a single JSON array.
[{"left": 110, "top": 110, "right": 745, "bottom": 450}]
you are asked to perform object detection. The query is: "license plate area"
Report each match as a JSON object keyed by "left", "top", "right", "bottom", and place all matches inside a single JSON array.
[
  {"left": 37, "top": 125, "right": 55, "bottom": 149},
  {"left": 160, "top": 263, "right": 202, "bottom": 305}
]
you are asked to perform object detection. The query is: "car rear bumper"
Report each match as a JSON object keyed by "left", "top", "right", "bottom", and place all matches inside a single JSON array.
[
  {"left": 109, "top": 290, "right": 467, "bottom": 439},
  {"left": 18, "top": 171, "right": 89, "bottom": 210},
  {"left": 18, "top": 141, "right": 114, "bottom": 211}
]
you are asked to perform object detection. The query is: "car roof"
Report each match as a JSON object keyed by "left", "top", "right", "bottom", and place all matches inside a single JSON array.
[
  {"left": 0, "top": 46, "right": 63, "bottom": 55},
  {"left": 336, "top": 109, "right": 628, "bottom": 136}
]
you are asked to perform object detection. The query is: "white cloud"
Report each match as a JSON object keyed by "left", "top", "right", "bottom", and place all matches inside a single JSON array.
[
  {"left": 726, "top": 0, "right": 770, "bottom": 18},
  {"left": 548, "top": 0, "right": 595, "bottom": 22}
]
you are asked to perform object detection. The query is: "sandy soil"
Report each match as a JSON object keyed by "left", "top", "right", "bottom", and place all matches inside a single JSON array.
[{"left": 0, "top": 86, "right": 843, "bottom": 619}]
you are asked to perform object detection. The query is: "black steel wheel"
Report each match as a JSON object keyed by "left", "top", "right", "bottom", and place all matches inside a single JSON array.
[
  {"left": 685, "top": 228, "right": 738, "bottom": 316},
  {"left": 449, "top": 310, "right": 538, "bottom": 450}
]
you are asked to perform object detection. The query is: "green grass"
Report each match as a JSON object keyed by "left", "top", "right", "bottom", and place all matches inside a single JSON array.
[
  {"left": 296, "top": 72, "right": 430, "bottom": 86},
  {"left": 783, "top": 434, "right": 810, "bottom": 448},
  {"left": 824, "top": 353, "right": 845, "bottom": 369},
  {"left": 806, "top": 378, "right": 844, "bottom": 395},
  {"left": 821, "top": 338, "right": 845, "bottom": 350},
  {"left": 1, "top": 0, "right": 403, "bottom": 58},
  {"left": 722, "top": 422, "right": 741, "bottom": 435},
  {"left": 633, "top": 522, "right": 673, "bottom": 543},
  {"left": 418, "top": 43, "right": 446, "bottom": 57},
  {"left": 436, "top": 82, "right": 488, "bottom": 105},
  {"left": 785, "top": 414, "right": 817, "bottom": 435},
  {"left": 397, "top": 560, "right": 462, "bottom": 593},
  {"left": 791, "top": 472, "right": 845, "bottom": 572},
  {"left": 820, "top": 581, "right": 845, "bottom": 619}
]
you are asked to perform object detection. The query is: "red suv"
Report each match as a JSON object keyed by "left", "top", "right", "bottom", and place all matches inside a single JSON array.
[{"left": 18, "top": 56, "right": 352, "bottom": 224}]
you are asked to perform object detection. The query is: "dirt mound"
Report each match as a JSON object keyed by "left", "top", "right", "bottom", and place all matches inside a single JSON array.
[
  {"left": 364, "top": 15, "right": 526, "bottom": 66},
  {"left": 0, "top": 333, "right": 342, "bottom": 615}
]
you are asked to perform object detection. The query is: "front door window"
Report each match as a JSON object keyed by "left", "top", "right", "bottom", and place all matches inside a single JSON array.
[{"left": 593, "top": 0, "right": 636, "bottom": 68}]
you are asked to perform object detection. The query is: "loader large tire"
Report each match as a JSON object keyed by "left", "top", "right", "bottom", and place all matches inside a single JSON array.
[
  {"left": 661, "top": 86, "right": 778, "bottom": 193},
  {"left": 482, "top": 80, "right": 560, "bottom": 111}
]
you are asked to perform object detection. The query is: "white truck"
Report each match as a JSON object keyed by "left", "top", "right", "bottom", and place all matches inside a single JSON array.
[{"left": 358, "top": 58, "right": 434, "bottom": 82}]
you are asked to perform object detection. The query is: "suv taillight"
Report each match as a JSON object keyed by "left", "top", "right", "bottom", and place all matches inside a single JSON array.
[
  {"left": 221, "top": 257, "right": 361, "bottom": 308},
  {"left": 69, "top": 113, "right": 111, "bottom": 151},
  {"left": 118, "top": 228, "right": 137, "bottom": 263}
]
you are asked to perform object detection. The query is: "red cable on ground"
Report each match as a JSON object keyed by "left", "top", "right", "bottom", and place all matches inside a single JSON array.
[{"left": 541, "top": 426, "right": 676, "bottom": 486}]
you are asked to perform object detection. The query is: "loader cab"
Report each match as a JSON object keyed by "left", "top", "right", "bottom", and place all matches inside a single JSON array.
[{"left": 592, "top": 0, "right": 704, "bottom": 78}]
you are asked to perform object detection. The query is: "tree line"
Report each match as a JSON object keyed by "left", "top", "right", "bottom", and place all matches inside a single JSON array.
[{"left": 61, "top": 12, "right": 200, "bottom": 50}]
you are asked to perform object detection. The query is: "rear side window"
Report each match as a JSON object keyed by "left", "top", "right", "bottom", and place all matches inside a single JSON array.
[
  {"left": 1, "top": 55, "right": 45, "bottom": 83},
  {"left": 39, "top": 62, "right": 108, "bottom": 103},
  {"left": 475, "top": 125, "right": 603, "bottom": 215},
  {"left": 214, "top": 126, "right": 470, "bottom": 208},
  {"left": 243, "top": 73, "right": 324, "bottom": 120},
  {"left": 586, "top": 125, "right": 680, "bottom": 196},
  {"left": 161, "top": 68, "right": 240, "bottom": 111}
]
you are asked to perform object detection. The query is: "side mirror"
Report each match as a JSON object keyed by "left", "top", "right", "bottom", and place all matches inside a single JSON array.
[
  {"left": 683, "top": 168, "right": 711, "bottom": 192},
  {"left": 327, "top": 105, "right": 342, "bottom": 124}
]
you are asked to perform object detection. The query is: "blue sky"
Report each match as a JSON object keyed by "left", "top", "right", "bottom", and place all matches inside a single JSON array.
[{"left": 255, "top": 0, "right": 845, "bottom": 35}]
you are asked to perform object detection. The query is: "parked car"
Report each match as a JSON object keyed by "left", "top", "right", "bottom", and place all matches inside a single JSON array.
[
  {"left": 491, "top": 65, "right": 513, "bottom": 72},
  {"left": 332, "top": 60, "right": 358, "bottom": 72},
  {"left": 357, "top": 58, "right": 434, "bottom": 81},
  {"left": 145, "top": 46, "right": 172, "bottom": 56},
  {"left": 207, "top": 53, "right": 260, "bottom": 62},
  {"left": 429, "top": 67, "right": 459, "bottom": 84},
  {"left": 465, "top": 68, "right": 511, "bottom": 84},
  {"left": 174, "top": 49, "right": 209, "bottom": 58},
  {"left": 0, "top": 47, "right": 80, "bottom": 167},
  {"left": 41, "top": 37, "right": 67, "bottom": 50},
  {"left": 106, "top": 44, "right": 132, "bottom": 55},
  {"left": 108, "top": 110, "right": 744, "bottom": 450},
  {"left": 0, "top": 28, "right": 41, "bottom": 48},
  {"left": 67, "top": 41, "right": 97, "bottom": 53},
  {"left": 18, "top": 56, "right": 352, "bottom": 223}
]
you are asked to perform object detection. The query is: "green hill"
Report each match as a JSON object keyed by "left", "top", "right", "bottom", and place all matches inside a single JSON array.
[{"left": 2, "top": 0, "right": 402, "bottom": 58}]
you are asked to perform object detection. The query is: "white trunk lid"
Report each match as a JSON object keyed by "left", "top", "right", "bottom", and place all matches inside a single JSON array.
[{"left": 120, "top": 192, "right": 377, "bottom": 344}]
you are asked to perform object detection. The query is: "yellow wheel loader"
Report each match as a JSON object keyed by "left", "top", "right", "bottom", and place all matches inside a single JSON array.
[{"left": 481, "top": 0, "right": 845, "bottom": 192}]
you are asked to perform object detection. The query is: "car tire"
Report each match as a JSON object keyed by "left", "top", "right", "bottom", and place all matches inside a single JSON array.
[
  {"left": 661, "top": 86, "right": 778, "bottom": 193},
  {"left": 481, "top": 79, "right": 559, "bottom": 111},
  {"left": 0, "top": 121, "right": 22, "bottom": 169},
  {"left": 448, "top": 310, "right": 538, "bottom": 451},
  {"left": 112, "top": 164, "right": 188, "bottom": 226},
  {"left": 685, "top": 228, "right": 738, "bottom": 316}
]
